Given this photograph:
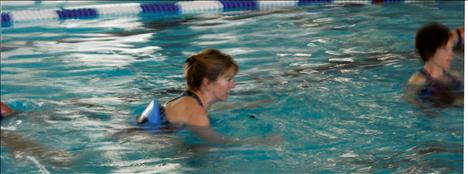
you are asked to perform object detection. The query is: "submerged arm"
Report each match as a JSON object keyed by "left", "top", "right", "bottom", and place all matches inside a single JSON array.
[
  {"left": 188, "top": 125, "right": 282, "bottom": 146},
  {"left": 181, "top": 100, "right": 281, "bottom": 146},
  {"left": 1, "top": 130, "right": 74, "bottom": 167},
  {"left": 188, "top": 125, "right": 239, "bottom": 146}
]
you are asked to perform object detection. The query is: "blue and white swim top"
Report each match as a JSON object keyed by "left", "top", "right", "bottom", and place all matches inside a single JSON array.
[
  {"left": 136, "top": 90, "right": 203, "bottom": 131},
  {"left": 417, "top": 69, "right": 463, "bottom": 106}
]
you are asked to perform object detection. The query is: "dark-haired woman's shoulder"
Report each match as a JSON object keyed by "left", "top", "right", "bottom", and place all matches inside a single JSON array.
[{"left": 408, "top": 71, "right": 427, "bottom": 86}]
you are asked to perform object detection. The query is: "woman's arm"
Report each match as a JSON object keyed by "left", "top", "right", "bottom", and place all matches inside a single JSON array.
[
  {"left": 186, "top": 109, "right": 239, "bottom": 145},
  {"left": 188, "top": 125, "right": 239, "bottom": 145},
  {"left": 188, "top": 125, "right": 281, "bottom": 146},
  {"left": 180, "top": 99, "right": 281, "bottom": 146},
  {"left": 450, "top": 27, "right": 464, "bottom": 48},
  {"left": 1, "top": 130, "right": 74, "bottom": 167}
]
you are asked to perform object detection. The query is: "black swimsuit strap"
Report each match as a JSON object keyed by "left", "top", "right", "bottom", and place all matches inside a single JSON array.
[
  {"left": 420, "top": 69, "right": 462, "bottom": 89},
  {"left": 183, "top": 90, "right": 204, "bottom": 107},
  {"left": 419, "top": 69, "right": 455, "bottom": 81},
  {"left": 166, "top": 90, "right": 204, "bottom": 107},
  {"left": 419, "top": 69, "right": 434, "bottom": 82}
]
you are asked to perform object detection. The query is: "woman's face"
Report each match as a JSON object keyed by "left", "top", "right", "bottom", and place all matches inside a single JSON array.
[
  {"left": 208, "top": 68, "right": 237, "bottom": 102},
  {"left": 432, "top": 40, "right": 454, "bottom": 70}
]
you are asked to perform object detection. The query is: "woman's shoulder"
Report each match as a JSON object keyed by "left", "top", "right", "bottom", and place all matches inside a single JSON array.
[
  {"left": 165, "top": 96, "right": 209, "bottom": 126},
  {"left": 166, "top": 96, "right": 202, "bottom": 110},
  {"left": 408, "top": 71, "right": 427, "bottom": 86}
]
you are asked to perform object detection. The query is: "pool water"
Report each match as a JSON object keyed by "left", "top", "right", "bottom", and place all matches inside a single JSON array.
[{"left": 1, "top": 1, "right": 464, "bottom": 173}]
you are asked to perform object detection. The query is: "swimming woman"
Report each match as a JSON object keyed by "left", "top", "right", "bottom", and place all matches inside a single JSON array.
[
  {"left": 406, "top": 23, "right": 464, "bottom": 107},
  {"left": 136, "top": 48, "right": 280, "bottom": 145}
]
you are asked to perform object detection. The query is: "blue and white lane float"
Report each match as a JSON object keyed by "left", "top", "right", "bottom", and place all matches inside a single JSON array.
[
  {"left": 137, "top": 100, "right": 167, "bottom": 131},
  {"left": 2, "top": 0, "right": 429, "bottom": 28}
]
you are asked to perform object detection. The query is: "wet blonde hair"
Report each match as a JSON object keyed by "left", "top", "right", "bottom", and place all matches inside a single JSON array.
[{"left": 184, "top": 48, "right": 239, "bottom": 91}]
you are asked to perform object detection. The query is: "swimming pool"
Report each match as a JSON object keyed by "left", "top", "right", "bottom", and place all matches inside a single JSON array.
[{"left": 1, "top": 1, "right": 464, "bottom": 173}]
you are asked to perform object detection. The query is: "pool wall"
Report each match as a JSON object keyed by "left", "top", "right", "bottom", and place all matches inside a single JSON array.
[{"left": 1, "top": 0, "right": 432, "bottom": 28}]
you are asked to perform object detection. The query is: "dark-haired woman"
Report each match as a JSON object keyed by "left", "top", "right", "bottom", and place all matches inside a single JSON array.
[{"left": 406, "top": 23, "right": 464, "bottom": 107}]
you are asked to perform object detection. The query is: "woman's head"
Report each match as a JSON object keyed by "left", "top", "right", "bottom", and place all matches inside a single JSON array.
[
  {"left": 415, "top": 22, "right": 451, "bottom": 62},
  {"left": 184, "top": 49, "right": 239, "bottom": 93}
]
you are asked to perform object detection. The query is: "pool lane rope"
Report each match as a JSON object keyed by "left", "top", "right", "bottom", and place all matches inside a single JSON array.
[{"left": 1, "top": 0, "right": 427, "bottom": 28}]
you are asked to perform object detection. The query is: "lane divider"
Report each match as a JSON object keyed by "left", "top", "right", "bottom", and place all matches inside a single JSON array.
[{"left": 1, "top": 0, "right": 428, "bottom": 28}]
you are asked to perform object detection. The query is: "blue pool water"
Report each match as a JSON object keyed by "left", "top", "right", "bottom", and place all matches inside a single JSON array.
[{"left": 1, "top": 1, "right": 464, "bottom": 173}]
